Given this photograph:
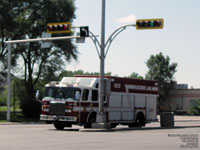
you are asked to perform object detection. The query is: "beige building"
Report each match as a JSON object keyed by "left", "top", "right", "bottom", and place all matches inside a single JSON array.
[{"left": 169, "top": 89, "right": 200, "bottom": 113}]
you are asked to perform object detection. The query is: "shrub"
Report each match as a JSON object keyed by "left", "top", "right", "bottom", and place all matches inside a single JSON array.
[{"left": 190, "top": 100, "right": 200, "bottom": 115}]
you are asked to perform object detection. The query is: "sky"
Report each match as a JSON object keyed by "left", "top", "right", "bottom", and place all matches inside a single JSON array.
[{"left": 66, "top": 0, "right": 200, "bottom": 88}]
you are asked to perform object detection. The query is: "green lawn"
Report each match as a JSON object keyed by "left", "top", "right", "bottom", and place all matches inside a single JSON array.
[
  {"left": 0, "top": 106, "right": 21, "bottom": 112},
  {"left": 0, "top": 106, "right": 40, "bottom": 122}
]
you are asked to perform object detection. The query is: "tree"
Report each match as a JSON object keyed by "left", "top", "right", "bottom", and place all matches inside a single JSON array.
[
  {"left": 0, "top": 77, "right": 20, "bottom": 108},
  {"left": 0, "top": 0, "right": 19, "bottom": 71},
  {"left": 0, "top": 0, "right": 77, "bottom": 118},
  {"left": 145, "top": 52, "right": 177, "bottom": 111},
  {"left": 128, "top": 72, "right": 143, "bottom": 79},
  {"left": 58, "top": 70, "right": 112, "bottom": 80}
]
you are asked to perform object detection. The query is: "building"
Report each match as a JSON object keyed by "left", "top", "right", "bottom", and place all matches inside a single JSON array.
[{"left": 168, "top": 85, "right": 200, "bottom": 113}]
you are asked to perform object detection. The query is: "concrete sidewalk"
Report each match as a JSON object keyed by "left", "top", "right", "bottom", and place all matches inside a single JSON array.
[
  {"left": 158, "top": 115, "right": 200, "bottom": 122},
  {"left": 0, "top": 121, "right": 44, "bottom": 125}
]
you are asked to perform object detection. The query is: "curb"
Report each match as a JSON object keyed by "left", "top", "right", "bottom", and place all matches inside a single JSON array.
[{"left": 0, "top": 122, "right": 45, "bottom": 125}]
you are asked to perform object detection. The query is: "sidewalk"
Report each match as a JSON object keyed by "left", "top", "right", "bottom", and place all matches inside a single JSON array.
[
  {"left": 1, "top": 115, "right": 200, "bottom": 125},
  {"left": 0, "top": 121, "right": 44, "bottom": 125},
  {"left": 158, "top": 115, "right": 200, "bottom": 122}
]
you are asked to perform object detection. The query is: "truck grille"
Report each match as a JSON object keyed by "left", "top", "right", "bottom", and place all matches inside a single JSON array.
[{"left": 49, "top": 103, "right": 65, "bottom": 115}]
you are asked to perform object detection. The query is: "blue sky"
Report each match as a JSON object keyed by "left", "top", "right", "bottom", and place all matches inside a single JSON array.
[{"left": 67, "top": 0, "right": 200, "bottom": 88}]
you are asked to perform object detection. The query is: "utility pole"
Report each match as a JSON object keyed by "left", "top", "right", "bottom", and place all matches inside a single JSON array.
[
  {"left": 7, "top": 43, "right": 11, "bottom": 121},
  {"left": 96, "top": 0, "right": 106, "bottom": 124}
]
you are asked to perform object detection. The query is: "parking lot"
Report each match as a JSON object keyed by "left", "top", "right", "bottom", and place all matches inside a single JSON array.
[{"left": 0, "top": 116, "right": 199, "bottom": 150}]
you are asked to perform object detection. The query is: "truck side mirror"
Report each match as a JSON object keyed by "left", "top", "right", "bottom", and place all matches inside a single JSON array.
[{"left": 35, "top": 90, "right": 42, "bottom": 103}]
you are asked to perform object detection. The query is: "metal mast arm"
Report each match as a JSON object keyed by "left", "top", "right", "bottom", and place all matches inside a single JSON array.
[
  {"left": 104, "top": 24, "right": 136, "bottom": 58},
  {"left": 89, "top": 31, "right": 101, "bottom": 58}
]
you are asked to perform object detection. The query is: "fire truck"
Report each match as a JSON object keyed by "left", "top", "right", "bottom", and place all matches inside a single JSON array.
[{"left": 38, "top": 75, "right": 158, "bottom": 130}]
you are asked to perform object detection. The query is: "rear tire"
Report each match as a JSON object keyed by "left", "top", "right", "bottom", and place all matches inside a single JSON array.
[
  {"left": 135, "top": 113, "right": 145, "bottom": 127},
  {"left": 111, "top": 123, "right": 118, "bottom": 128},
  {"left": 128, "top": 123, "right": 135, "bottom": 128}
]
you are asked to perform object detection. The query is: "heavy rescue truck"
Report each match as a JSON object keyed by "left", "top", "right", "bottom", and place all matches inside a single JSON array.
[{"left": 38, "top": 75, "right": 158, "bottom": 130}]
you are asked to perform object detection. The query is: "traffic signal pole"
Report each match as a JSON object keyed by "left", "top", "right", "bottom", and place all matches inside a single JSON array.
[
  {"left": 96, "top": 0, "right": 106, "bottom": 123},
  {"left": 6, "top": 43, "right": 11, "bottom": 121}
]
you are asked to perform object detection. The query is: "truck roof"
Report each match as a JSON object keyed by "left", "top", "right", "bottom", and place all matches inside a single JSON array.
[
  {"left": 73, "top": 75, "right": 158, "bottom": 95},
  {"left": 46, "top": 75, "right": 158, "bottom": 95},
  {"left": 73, "top": 75, "right": 158, "bottom": 85}
]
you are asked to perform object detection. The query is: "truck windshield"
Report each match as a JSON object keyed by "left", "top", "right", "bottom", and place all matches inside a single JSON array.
[{"left": 44, "top": 87, "right": 81, "bottom": 101}]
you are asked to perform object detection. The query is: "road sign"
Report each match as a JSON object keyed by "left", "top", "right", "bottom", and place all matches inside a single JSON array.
[
  {"left": 136, "top": 18, "right": 164, "bottom": 30},
  {"left": 41, "top": 32, "right": 51, "bottom": 48},
  {"left": 47, "top": 22, "right": 71, "bottom": 33},
  {"left": 80, "top": 26, "right": 89, "bottom": 37},
  {"left": 76, "top": 33, "right": 85, "bottom": 43}
]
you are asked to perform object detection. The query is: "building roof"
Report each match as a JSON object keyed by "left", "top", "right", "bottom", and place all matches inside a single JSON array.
[{"left": 170, "top": 88, "right": 200, "bottom": 98}]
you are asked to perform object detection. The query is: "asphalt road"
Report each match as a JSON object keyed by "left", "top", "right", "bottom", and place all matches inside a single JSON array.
[{"left": 0, "top": 120, "right": 199, "bottom": 150}]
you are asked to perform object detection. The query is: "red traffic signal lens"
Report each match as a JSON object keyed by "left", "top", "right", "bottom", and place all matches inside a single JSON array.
[
  {"left": 63, "top": 24, "right": 68, "bottom": 30},
  {"left": 47, "top": 25, "right": 52, "bottom": 31}
]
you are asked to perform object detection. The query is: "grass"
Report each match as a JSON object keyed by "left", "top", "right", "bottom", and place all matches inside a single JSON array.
[
  {"left": 0, "top": 112, "right": 40, "bottom": 122},
  {"left": 0, "top": 106, "right": 40, "bottom": 122},
  {"left": 0, "top": 106, "right": 21, "bottom": 112}
]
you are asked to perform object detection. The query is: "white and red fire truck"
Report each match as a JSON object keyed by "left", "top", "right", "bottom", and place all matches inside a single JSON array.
[{"left": 39, "top": 75, "right": 158, "bottom": 130}]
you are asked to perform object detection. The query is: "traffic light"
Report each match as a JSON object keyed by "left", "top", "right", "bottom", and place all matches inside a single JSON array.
[
  {"left": 47, "top": 22, "right": 71, "bottom": 33},
  {"left": 136, "top": 18, "right": 164, "bottom": 30},
  {"left": 80, "top": 26, "right": 89, "bottom": 37}
]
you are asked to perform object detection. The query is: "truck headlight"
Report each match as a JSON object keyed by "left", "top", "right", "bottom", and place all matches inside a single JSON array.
[
  {"left": 43, "top": 108, "right": 49, "bottom": 112},
  {"left": 65, "top": 109, "right": 72, "bottom": 113}
]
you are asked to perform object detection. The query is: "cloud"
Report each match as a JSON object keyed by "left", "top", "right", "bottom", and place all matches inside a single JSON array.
[{"left": 117, "top": 15, "right": 137, "bottom": 24}]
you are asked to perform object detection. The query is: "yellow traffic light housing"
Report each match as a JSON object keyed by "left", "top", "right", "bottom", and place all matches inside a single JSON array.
[
  {"left": 136, "top": 18, "right": 164, "bottom": 30},
  {"left": 47, "top": 22, "right": 71, "bottom": 33}
]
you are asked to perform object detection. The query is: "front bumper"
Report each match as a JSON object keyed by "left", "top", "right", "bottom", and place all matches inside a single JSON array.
[{"left": 40, "top": 114, "right": 77, "bottom": 122}]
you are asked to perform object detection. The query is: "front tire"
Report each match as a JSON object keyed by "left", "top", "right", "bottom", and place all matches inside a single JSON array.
[
  {"left": 111, "top": 123, "right": 118, "bottom": 128},
  {"left": 54, "top": 123, "right": 65, "bottom": 130},
  {"left": 84, "top": 113, "right": 96, "bottom": 128}
]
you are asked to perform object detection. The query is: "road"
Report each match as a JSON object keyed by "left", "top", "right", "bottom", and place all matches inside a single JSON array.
[{"left": 0, "top": 120, "right": 199, "bottom": 150}]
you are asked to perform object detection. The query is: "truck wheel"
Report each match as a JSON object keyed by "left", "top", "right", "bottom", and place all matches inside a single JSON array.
[
  {"left": 54, "top": 123, "right": 65, "bottom": 130},
  {"left": 111, "top": 123, "right": 118, "bottom": 128},
  {"left": 84, "top": 113, "right": 96, "bottom": 128},
  {"left": 135, "top": 113, "right": 145, "bottom": 127},
  {"left": 45, "top": 121, "right": 52, "bottom": 124},
  {"left": 128, "top": 123, "right": 135, "bottom": 128}
]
